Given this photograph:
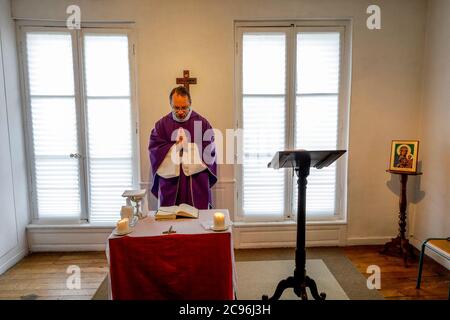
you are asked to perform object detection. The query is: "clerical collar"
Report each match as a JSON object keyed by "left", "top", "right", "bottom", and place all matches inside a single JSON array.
[{"left": 172, "top": 108, "right": 193, "bottom": 123}]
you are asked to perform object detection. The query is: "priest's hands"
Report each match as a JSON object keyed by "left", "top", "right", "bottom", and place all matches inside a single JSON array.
[
  {"left": 175, "top": 136, "right": 184, "bottom": 152},
  {"left": 176, "top": 135, "right": 185, "bottom": 145},
  {"left": 175, "top": 128, "right": 188, "bottom": 152}
]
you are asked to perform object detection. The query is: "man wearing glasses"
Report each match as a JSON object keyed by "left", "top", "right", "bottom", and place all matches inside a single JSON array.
[{"left": 149, "top": 86, "right": 217, "bottom": 209}]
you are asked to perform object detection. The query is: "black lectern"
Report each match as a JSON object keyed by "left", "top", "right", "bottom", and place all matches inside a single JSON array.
[{"left": 262, "top": 150, "right": 346, "bottom": 300}]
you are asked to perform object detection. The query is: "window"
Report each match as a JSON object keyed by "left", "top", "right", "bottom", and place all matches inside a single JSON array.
[
  {"left": 236, "top": 22, "right": 350, "bottom": 222},
  {"left": 21, "top": 26, "right": 138, "bottom": 223}
]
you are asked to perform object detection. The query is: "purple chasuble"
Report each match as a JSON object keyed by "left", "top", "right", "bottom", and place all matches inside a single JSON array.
[{"left": 149, "top": 110, "right": 217, "bottom": 209}]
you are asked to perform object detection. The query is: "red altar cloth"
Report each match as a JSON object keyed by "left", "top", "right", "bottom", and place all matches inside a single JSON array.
[{"left": 108, "top": 210, "right": 234, "bottom": 300}]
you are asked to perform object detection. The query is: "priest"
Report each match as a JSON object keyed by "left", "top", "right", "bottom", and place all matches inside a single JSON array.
[{"left": 149, "top": 86, "right": 217, "bottom": 209}]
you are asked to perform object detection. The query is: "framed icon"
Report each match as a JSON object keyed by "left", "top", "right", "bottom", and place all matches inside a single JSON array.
[{"left": 389, "top": 140, "right": 419, "bottom": 173}]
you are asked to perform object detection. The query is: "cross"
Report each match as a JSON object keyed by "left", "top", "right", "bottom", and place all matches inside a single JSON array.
[
  {"left": 176, "top": 70, "right": 197, "bottom": 92},
  {"left": 162, "top": 225, "right": 176, "bottom": 235}
]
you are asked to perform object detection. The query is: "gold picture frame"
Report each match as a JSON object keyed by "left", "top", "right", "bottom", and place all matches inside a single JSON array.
[{"left": 389, "top": 140, "right": 419, "bottom": 173}]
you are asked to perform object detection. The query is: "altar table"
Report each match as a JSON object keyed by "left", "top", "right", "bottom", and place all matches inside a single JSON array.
[{"left": 107, "top": 209, "right": 235, "bottom": 300}]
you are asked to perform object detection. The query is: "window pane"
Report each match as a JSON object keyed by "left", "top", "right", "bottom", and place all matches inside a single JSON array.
[
  {"left": 35, "top": 158, "right": 81, "bottom": 218},
  {"left": 31, "top": 98, "right": 79, "bottom": 155},
  {"left": 297, "top": 32, "right": 340, "bottom": 94},
  {"left": 243, "top": 33, "right": 286, "bottom": 94},
  {"left": 84, "top": 34, "right": 130, "bottom": 97},
  {"left": 89, "top": 158, "right": 133, "bottom": 223},
  {"left": 292, "top": 165, "right": 337, "bottom": 216},
  {"left": 87, "top": 99, "right": 132, "bottom": 158},
  {"left": 243, "top": 96, "right": 285, "bottom": 218},
  {"left": 26, "top": 32, "right": 74, "bottom": 96},
  {"left": 243, "top": 157, "right": 285, "bottom": 216},
  {"left": 295, "top": 95, "right": 338, "bottom": 150},
  {"left": 30, "top": 97, "right": 81, "bottom": 218},
  {"left": 243, "top": 97, "right": 285, "bottom": 154}
]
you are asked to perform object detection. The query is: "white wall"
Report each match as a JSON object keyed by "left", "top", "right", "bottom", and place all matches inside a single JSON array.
[
  {"left": 412, "top": 0, "right": 450, "bottom": 256},
  {"left": 12, "top": 0, "right": 428, "bottom": 245},
  {"left": 0, "top": 0, "right": 30, "bottom": 274}
]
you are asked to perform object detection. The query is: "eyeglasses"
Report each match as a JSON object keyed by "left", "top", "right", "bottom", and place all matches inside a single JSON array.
[{"left": 172, "top": 106, "right": 190, "bottom": 111}]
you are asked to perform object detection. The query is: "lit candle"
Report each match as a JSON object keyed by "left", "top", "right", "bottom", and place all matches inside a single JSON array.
[
  {"left": 116, "top": 218, "right": 129, "bottom": 233},
  {"left": 213, "top": 212, "right": 225, "bottom": 230}
]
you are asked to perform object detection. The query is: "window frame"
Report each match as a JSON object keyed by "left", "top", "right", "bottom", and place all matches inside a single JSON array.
[
  {"left": 234, "top": 20, "right": 351, "bottom": 223},
  {"left": 17, "top": 22, "right": 140, "bottom": 224}
]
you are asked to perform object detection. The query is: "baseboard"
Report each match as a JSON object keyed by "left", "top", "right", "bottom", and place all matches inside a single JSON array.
[
  {"left": 0, "top": 247, "right": 28, "bottom": 275},
  {"left": 410, "top": 237, "right": 450, "bottom": 270},
  {"left": 30, "top": 244, "right": 107, "bottom": 252},
  {"left": 27, "top": 225, "right": 113, "bottom": 253},
  {"left": 346, "top": 236, "right": 393, "bottom": 246},
  {"left": 233, "top": 223, "right": 347, "bottom": 249}
]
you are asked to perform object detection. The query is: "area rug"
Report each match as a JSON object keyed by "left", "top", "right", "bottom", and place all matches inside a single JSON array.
[
  {"left": 93, "top": 247, "right": 383, "bottom": 300},
  {"left": 236, "top": 259, "right": 348, "bottom": 300}
]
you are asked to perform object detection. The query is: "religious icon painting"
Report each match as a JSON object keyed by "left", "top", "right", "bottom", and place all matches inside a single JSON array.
[{"left": 389, "top": 140, "right": 419, "bottom": 173}]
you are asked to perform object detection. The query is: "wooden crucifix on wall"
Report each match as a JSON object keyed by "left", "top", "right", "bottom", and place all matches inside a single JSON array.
[{"left": 176, "top": 70, "right": 197, "bottom": 92}]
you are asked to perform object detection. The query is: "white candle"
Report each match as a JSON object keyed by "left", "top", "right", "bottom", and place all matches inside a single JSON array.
[
  {"left": 116, "top": 218, "right": 129, "bottom": 233},
  {"left": 213, "top": 212, "right": 225, "bottom": 230},
  {"left": 120, "top": 206, "right": 134, "bottom": 220}
]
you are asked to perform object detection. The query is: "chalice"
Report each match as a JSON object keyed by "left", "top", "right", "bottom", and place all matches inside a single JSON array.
[{"left": 122, "top": 189, "right": 147, "bottom": 227}]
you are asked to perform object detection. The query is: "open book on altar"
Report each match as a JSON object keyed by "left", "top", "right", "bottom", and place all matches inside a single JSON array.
[{"left": 155, "top": 203, "right": 199, "bottom": 220}]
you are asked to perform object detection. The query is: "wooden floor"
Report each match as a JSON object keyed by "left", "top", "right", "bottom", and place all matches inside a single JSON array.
[
  {"left": 0, "top": 245, "right": 448, "bottom": 300},
  {"left": 0, "top": 252, "right": 108, "bottom": 300},
  {"left": 343, "top": 245, "right": 449, "bottom": 300}
]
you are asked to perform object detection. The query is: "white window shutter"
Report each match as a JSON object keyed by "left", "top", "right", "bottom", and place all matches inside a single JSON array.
[
  {"left": 26, "top": 32, "right": 82, "bottom": 219},
  {"left": 83, "top": 34, "right": 134, "bottom": 223},
  {"left": 294, "top": 32, "right": 341, "bottom": 216},
  {"left": 242, "top": 33, "right": 286, "bottom": 219}
]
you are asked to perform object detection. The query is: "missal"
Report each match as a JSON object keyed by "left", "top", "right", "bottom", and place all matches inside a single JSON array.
[{"left": 155, "top": 203, "right": 199, "bottom": 220}]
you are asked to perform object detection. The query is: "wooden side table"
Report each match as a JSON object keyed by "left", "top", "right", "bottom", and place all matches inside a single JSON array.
[{"left": 381, "top": 170, "right": 423, "bottom": 267}]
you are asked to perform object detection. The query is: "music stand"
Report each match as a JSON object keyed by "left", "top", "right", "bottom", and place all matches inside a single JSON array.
[{"left": 262, "top": 149, "right": 346, "bottom": 300}]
